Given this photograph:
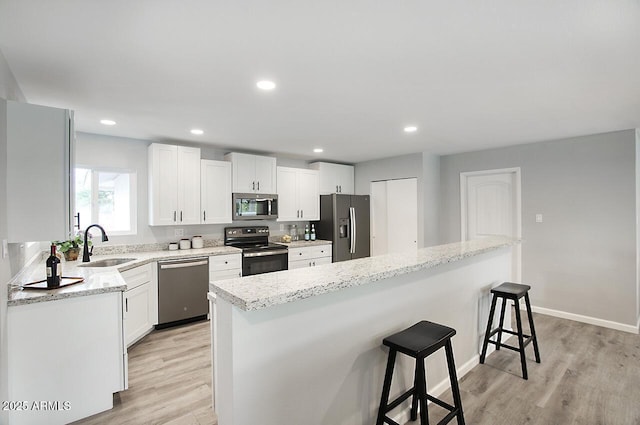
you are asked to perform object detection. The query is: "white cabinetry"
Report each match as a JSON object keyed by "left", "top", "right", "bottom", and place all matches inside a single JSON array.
[
  {"left": 288, "top": 244, "right": 332, "bottom": 269},
  {"left": 121, "top": 263, "right": 157, "bottom": 347},
  {"left": 7, "top": 292, "right": 126, "bottom": 424},
  {"left": 310, "top": 162, "right": 354, "bottom": 195},
  {"left": 225, "top": 152, "right": 277, "bottom": 193},
  {"left": 201, "top": 160, "right": 232, "bottom": 224},
  {"left": 6, "top": 101, "right": 75, "bottom": 242},
  {"left": 277, "top": 167, "right": 319, "bottom": 221},
  {"left": 148, "top": 143, "right": 201, "bottom": 225},
  {"left": 209, "top": 253, "right": 242, "bottom": 282}
]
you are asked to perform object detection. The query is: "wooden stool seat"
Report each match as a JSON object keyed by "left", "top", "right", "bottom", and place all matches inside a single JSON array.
[
  {"left": 480, "top": 282, "right": 541, "bottom": 380},
  {"left": 376, "top": 321, "right": 465, "bottom": 425}
]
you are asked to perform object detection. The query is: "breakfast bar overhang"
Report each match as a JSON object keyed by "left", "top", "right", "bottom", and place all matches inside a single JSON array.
[{"left": 209, "top": 237, "right": 519, "bottom": 425}]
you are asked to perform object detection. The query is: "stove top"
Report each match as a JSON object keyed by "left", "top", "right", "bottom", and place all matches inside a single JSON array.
[{"left": 237, "top": 242, "right": 288, "bottom": 252}]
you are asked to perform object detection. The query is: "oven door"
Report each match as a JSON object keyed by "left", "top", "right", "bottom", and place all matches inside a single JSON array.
[{"left": 242, "top": 250, "right": 288, "bottom": 276}]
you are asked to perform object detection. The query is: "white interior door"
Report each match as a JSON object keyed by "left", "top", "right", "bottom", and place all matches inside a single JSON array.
[
  {"left": 370, "top": 181, "right": 388, "bottom": 256},
  {"left": 461, "top": 168, "right": 521, "bottom": 280},
  {"left": 370, "top": 178, "right": 418, "bottom": 256}
]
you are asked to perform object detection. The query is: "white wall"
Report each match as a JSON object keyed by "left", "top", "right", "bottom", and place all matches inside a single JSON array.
[
  {"left": 440, "top": 130, "right": 638, "bottom": 328},
  {"left": 76, "top": 132, "right": 313, "bottom": 246},
  {"left": 0, "top": 47, "right": 26, "bottom": 425}
]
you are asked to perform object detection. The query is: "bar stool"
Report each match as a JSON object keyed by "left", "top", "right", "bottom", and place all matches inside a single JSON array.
[
  {"left": 479, "top": 282, "right": 541, "bottom": 380},
  {"left": 376, "top": 321, "right": 465, "bottom": 425}
]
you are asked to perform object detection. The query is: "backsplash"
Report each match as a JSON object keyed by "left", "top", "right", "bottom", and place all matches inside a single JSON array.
[{"left": 91, "top": 237, "right": 225, "bottom": 255}]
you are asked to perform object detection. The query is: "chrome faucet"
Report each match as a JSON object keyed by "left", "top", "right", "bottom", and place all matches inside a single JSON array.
[{"left": 82, "top": 224, "right": 109, "bottom": 262}]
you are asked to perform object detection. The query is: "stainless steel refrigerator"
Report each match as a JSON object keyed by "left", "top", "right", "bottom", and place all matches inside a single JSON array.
[{"left": 316, "top": 194, "right": 370, "bottom": 262}]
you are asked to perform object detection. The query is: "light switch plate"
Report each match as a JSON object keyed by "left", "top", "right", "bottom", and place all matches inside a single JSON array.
[
  {"left": 175, "top": 229, "right": 184, "bottom": 237},
  {"left": 535, "top": 214, "right": 543, "bottom": 223},
  {"left": 2, "top": 239, "right": 8, "bottom": 258}
]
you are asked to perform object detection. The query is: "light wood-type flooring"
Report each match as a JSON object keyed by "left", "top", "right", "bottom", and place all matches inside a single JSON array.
[{"left": 73, "top": 312, "right": 640, "bottom": 425}]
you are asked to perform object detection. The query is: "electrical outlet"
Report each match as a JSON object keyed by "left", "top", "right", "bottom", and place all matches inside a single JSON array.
[
  {"left": 279, "top": 224, "right": 285, "bottom": 231},
  {"left": 535, "top": 214, "right": 543, "bottom": 223},
  {"left": 175, "top": 229, "right": 184, "bottom": 237},
  {"left": 2, "top": 239, "right": 8, "bottom": 258}
]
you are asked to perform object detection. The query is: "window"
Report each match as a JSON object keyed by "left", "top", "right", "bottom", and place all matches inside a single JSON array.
[{"left": 75, "top": 167, "right": 137, "bottom": 235}]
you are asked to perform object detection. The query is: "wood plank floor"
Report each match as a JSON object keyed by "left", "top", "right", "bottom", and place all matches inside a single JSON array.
[
  {"left": 73, "top": 320, "right": 217, "bottom": 425},
  {"left": 73, "top": 312, "right": 640, "bottom": 425}
]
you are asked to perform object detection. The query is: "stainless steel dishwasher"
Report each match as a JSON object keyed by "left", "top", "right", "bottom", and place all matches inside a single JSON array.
[{"left": 157, "top": 257, "right": 209, "bottom": 328}]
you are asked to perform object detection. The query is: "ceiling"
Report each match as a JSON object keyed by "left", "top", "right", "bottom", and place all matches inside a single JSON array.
[{"left": 1, "top": 1, "right": 639, "bottom": 163}]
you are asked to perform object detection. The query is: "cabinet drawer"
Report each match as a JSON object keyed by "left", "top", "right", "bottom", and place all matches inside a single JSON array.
[
  {"left": 210, "top": 269, "right": 242, "bottom": 282},
  {"left": 209, "top": 254, "right": 242, "bottom": 272},
  {"left": 288, "top": 245, "right": 332, "bottom": 261},
  {"left": 120, "top": 263, "right": 153, "bottom": 290}
]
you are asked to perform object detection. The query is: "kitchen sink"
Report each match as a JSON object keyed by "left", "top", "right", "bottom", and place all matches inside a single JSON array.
[{"left": 78, "top": 258, "right": 137, "bottom": 267}]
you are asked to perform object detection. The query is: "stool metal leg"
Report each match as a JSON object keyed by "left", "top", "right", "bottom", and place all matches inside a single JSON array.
[
  {"left": 376, "top": 349, "right": 397, "bottom": 425},
  {"left": 513, "top": 302, "right": 528, "bottom": 380},
  {"left": 496, "top": 297, "right": 507, "bottom": 351},
  {"left": 524, "top": 293, "right": 541, "bottom": 363},
  {"left": 416, "top": 357, "right": 429, "bottom": 425},
  {"left": 445, "top": 340, "right": 466, "bottom": 425},
  {"left": 480, "top": 293, "right": 498, "bottom": 363}
]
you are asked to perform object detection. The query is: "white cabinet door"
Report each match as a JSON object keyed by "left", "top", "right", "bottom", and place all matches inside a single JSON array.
[
  {"left": 310, "top": 162, "right": 354, "bottom": 195},
  {"left": 125, "top": 282, "right": 154, "bottom": 346},
  {"left": 297, "top": 169, "right": 319, "bottom": 220},
  {"left": 121, "top": 263, "right": 156, "bottom": 346},
  {"left": 7, "top": 101, "right": 75, "bottom": 242},
  {"left": 226, "top": 152, "right": 277, "bottom": 193},
  {"left": 149, "top": 144, "right": 179, "bottom": 225},
  {"left": 201, "top": 160, "right": 232, "bottom": 224},
  {"left": 149, "top": 144, "right": 201, "bottom": 225},
  {"left": 177, "top": 147, "right": 201, "bottom": 225},
  {"left": 277, "top": 167, "right": 299, "bottom": 221},
  {"left": 254, "top": 155, "right": 277, "bottom": 193},
  {"left": 277, "top": 167, "right": 319, "bottom": 221},
  {"left": 209, "top": 254, "right": 242, "bottom": 282}
]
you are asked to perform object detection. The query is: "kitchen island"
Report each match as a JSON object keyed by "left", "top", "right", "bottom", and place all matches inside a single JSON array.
[{"left": 209, "top": 237, "right": 518, "bottom": 425}]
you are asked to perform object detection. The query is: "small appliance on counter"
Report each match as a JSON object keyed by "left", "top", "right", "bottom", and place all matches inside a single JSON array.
[{"left": 224, "top": 226, "right": 288, "bottom": 276}]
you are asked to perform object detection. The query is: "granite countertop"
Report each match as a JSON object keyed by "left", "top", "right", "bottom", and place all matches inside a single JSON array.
[
  {"left": 273, "top": 239, "right": 332, "bottom": 248},
  {"left": 210, "top": 237, "right": 520, "bottom": 312},
  {"left": 8, "top": 245, "right": 241, "bottom": 307}
]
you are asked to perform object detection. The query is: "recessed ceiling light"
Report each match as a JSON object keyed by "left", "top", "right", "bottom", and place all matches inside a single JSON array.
[
  {"left": 256, "top": 80, "right": 276, "bottom": 91},
  {"left": 190, "top": 129, "right": 204, "bottom": 135},
  {"left": 313, "top": 148, "right": 324, "bottom": 153},
  {"left": 404, "top": 126, "right": 418, "bottom": 133},
  {"left": 100, "top": 119, "right": 116, "bottom": 126}
]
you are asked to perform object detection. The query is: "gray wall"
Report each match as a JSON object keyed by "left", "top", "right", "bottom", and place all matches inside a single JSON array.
[
  {"left": 355, "top": 153, "right": 436, "bottom": 248},
  {"left": 0, "top": 47, "right": 25, "bottom": 424},
  {"left": 440, "top": 130, "right": 638, "bottom": 326}
]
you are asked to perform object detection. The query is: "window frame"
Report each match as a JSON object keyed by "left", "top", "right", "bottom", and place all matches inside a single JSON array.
[{"left": 75, "top": 165, "right": 138, "bottom": 236}]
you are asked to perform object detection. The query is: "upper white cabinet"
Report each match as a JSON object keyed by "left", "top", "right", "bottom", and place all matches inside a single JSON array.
[
  {"left": 277, "top": 167, "right": 319, "bottom": 221},
  {"left": 309, "top": 162, "right": 354, "bottom": 195},
  {"left": 148, "top": 143, "right": 201, "bottom": 225},
  {"left": 201, "top": 160, "right": 232, "bottom": 224},
  {"left": 6, "top": 101, "right": 75, "bottom": 242},
  {"left": 225, "top": 152, "right": 277, "bottom": 193}
]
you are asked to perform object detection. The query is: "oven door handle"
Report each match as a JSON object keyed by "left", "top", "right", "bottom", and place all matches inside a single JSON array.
[{"left": 243, "top": 250, "right": 288, "bottom": 258}]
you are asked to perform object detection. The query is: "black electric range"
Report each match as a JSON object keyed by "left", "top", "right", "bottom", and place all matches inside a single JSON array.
[{"left": 224, "top": 226, "right": 288, "bottom": 276}]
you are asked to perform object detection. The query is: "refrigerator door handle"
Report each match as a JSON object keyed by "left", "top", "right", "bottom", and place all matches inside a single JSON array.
[{"left": 350, "top": 207, "right": 356, "bottom": 254}]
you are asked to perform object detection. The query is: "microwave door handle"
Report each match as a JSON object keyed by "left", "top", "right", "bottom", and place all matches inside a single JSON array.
[{"left": 350, "top": 207, "right": 356, "bottom": 254}]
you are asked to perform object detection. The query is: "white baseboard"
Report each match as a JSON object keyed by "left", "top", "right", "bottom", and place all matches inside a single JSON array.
[{"left": 527, "top": 305, "right": 639, "bottom": 334}]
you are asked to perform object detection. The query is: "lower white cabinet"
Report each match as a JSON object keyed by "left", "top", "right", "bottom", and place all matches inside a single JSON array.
[
  {"left": 288, "top": 244, "right": 332, "bottom": 269},
  {"left": 209, "top": 253, "right": 242, "bottom": 282},
  {"left": 122, "top": 263, "right": 157, "bottom": 347},
  {"left": 7, "top": 292, "right": 126, "bottom": 425}
]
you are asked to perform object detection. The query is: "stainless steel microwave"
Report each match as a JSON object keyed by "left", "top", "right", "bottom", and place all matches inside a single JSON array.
[{"left": 232, "top": 193, "right": 278, "bottom": 220}]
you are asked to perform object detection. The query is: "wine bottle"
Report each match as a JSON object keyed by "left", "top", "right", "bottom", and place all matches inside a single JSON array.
[
  {"left": 46, "top": 244, "right": 61, "bottom": 288},
  {"left": 304, "top": 224, "right": 310, "bottom": 241},
  {"left": 310, "top": 224, "right": 316, "bottom": 241}
]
